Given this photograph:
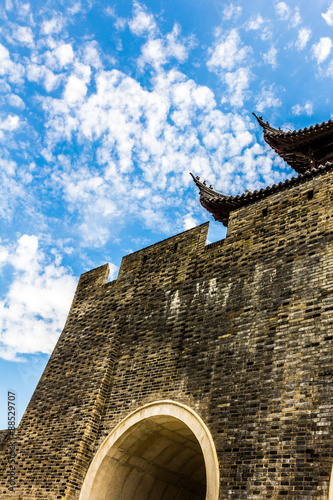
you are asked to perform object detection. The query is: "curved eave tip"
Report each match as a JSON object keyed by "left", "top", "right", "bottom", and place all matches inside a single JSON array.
[
  {"left": 253, "top": 112, "right": 266, "bottom": 129},
  {"left": 190, "top": 172, "right": 201, "bottom": 187},
  {"left": 253, "top": 112, "right": 283, "bottom": 135}
]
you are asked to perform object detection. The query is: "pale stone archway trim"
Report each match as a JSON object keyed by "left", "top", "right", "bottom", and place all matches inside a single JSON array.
[
  {"left": 79, "top": 400, "right": 220, "bottom": 500},
  {"left": 329, "top": 465, "right": 333, "bottom": 500}
]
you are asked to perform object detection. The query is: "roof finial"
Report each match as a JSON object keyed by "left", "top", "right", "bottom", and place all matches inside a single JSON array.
[
  {"left": 253, "top": 112, "right": 268, "bottom": 129},
  {"left": 253, "top": 112, "right": 281, "bottom": 134}
]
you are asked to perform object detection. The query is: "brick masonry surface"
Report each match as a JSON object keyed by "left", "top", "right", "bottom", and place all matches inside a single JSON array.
[{"left": 1, "top": 169, "right": 333, "bottom": 499}]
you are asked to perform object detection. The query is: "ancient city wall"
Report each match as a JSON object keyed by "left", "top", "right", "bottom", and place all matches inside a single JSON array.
[{"left": 1, "top": 169, "right": 333, "bottom": 499}]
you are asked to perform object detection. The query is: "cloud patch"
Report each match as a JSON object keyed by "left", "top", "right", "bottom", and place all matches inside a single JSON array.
[
  {"left": 129, "top": 1, "right": 158, "bottom": 36},
  {"left": 0, "top": 43, "right": 25, "bottom": 84},
  {"left": 291, "top": 101, "right": 313, "bottom": 116},
  {"left": 295, "top": 27, "right": 311, "bottom": 50},
  {"left": 275, "top": 2, "right": 300, "bottom": 26},
  {"left": 11, "top": 25, "right": 34, "bottom": 47},
  {"left": 207, "top": 29, "right": 250, "bottom": 72},
  {"left": 322, "top": 2, "right": 333, "bottom": 26},
  {"left": 221, "top": 3, "right": 242, "bottom": 21},
  {"left": 255, "top": 84, "right": 281, "bottom": 113},
  {"left": 0, "top": 235, "right": 77, "bottom": 361},
  {"left": 263, "top": 47, "right": 278, "bottom": 68},
  {"left": 312, "top": 37, "right": 333, "bottom": 64},
  {"left": 138, "top": 23, "right": 192, "bottom": 70}
]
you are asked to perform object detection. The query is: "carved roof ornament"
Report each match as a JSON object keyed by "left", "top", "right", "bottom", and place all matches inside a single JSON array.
[{"left": 253, "top": 112, "right": 333, "bottom": 174}]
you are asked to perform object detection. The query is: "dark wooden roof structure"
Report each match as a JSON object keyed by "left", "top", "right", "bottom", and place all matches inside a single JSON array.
[
  {"left": 191, "top": 114, "right": 333, "bottom": 225},
  {"left": 190, "top": 173, "right": 240, "bottom": 226},
  {"left": 253, "top": 113, "right": 333, "bottom": 174}
]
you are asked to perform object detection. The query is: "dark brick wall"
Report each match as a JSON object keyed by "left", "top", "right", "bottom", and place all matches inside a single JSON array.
[{"left": 1, "top": 170, "right": 333, "bottom": 499}]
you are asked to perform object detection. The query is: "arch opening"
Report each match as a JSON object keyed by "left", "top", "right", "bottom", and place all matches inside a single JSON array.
[{"left": 80, "top": 401, "right": 219, "bottom": 500}]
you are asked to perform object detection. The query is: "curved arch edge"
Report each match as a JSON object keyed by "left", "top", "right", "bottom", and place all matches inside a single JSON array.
[
  {"left": 329, "top": 465, "right": 333, "bottom": 500},
  {"left": 79, "top": 400, "right": 220, "bottom": 500}
]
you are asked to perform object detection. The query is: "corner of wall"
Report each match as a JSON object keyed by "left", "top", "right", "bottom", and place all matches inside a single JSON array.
[{"left": 76, "top": 263, "right": 110, "bottom": 291}]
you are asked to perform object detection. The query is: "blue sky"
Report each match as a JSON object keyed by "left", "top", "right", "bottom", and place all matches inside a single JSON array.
[{"left": 1, "top": 0, "right": 333, "bottom": 428}]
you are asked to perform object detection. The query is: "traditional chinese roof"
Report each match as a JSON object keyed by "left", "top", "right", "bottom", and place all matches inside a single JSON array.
[
  {"left": 253, "top": 113, "right": 333, "bottom": 174},
  {"left": 190, "top": 162, "right": 333, "bottom": 226}
]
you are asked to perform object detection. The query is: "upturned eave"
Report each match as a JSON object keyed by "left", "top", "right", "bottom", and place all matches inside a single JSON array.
[
  {"left": 191, "top": 162, "right": 333, "bottom": 225},
  {"left": 253, "top": 113, "right": 333, "bottom": 173}
]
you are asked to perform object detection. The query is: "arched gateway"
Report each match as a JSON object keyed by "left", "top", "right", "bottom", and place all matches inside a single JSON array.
[{"left": 79, "top": 401, "right": 219, "bottom": 500}]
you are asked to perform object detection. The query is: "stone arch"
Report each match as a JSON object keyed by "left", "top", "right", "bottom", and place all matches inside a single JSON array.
[
  {"left": 329, "top": 465, "right": 333, "bottom": 500},
  {"left": 79, "top": 400, "right": 219, "bottom": 500}
]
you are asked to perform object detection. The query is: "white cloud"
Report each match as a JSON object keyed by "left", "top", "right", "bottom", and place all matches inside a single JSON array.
[
  {"left": 138, "top": 24, "right": 192, "bottom": 70},
  {"left": 255, "top": 84, "right": 281, "bottom": 113},
  {"left": 42, "top": 43, "right": 76, "bottom": 73},
  {"left": 129, "top": 1, "right": 157, "bottom": 36},
  {"left": 11, "top": 25, "right": 34, "bottom": 47},
  {"left": 26, "top": 63, "right": 60, "bottom": 92},
  {"left": 0, "top": 156, "right": 25, "bottom": 220},
  {"left": 292, "top": 7, "right": 301, "bottom": 27},
  {"left": 0, "top": 247, "right": 9, "bottom": 267},
  {"left": 322, "top": 2, "right": 333, "bottom": 26},
  {"left": 246, "top": 14, "right": 264, "bottom": 30},
  {"left": 275, "top": 2, "right": 301, "bottom": 26},
  {"left": 74, "top": 61, "right": 91, "bottom": 82},
  {"left": 7, "top": 93, "right": 25, "bottom": 109},
  {"left": 325, "top": 59, "right": 333, "bottom": 77},
  {"left": 15, "top": 2, "right": 34, "bottom": 25},
  {"left": 0, "top": 158, "right": 16, "bottom": 176},
  {"left": 82, "top": 41, "right": 102, "bottom": 69},
  {"left": 222, "top": 3, "right": 242, "bottom": 21},
  {"left": 263, "top": 47, "right": 278, "bottom": 68},
  {"left": 67, "top": 2, "right": 82, "bottom": 16},
  {"left": 0, "top": 43, "right": 25, "bottom": 84},
  {"left": 63, "top": 75, "right": 88, "bottom": 105},
  {"left": 115, "top": 17, "right": 127, "bottom": 31},
  {"left": 105, "top": 6, "right": 115, "bottom": 17},
  {"left": 0, "top": 235, "right": 77, "bottom": 361},
  {"left": 0, "top": 80, "right": 11, "bottom": 94},
  {"left": 312, "top": 37, "right": 333, "bottom": 64},
  {"left": 166, "top": 24, "right": 191, "bottom": 63},
  {"left": 54, "top": 43, "right": 74, "bottom": 67},
  {"left": 207, "top": 29, "right": 251, "bottom": 72},
  {"left": 275, "top": 1, "right": 290, "bottom": 20},
  {"left": 0, "top": 114, "right": 20, "bottom": 139},
  {"left": 221, "top": 67, "right": 251, "bottom": 108},
  {"left": 41, "top": 16, "right": 64, "bottom": 35},
  {"left": 295, "top": 27, "right": 311, "bottom": 50},
  {"left": 246, "top": 15, "right": 272, "bottom": 41},
  {"left": 291, "top": 101, "right": 313, "bottom": 116},
  {"left": 183, "top": 214, "right": 198, "bottom": 230},
  {"left": 139, "top": 38, "right": 167, "bottom": 68},
  {"left": 5, "top": 0, "right": 13, "bottom": 11}
]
